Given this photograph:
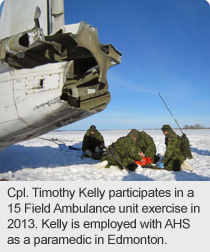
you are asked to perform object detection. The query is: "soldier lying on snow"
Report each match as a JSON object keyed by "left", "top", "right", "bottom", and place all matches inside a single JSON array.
[{"left": 99, "top": 129, "right": 161, "bottom": 171}]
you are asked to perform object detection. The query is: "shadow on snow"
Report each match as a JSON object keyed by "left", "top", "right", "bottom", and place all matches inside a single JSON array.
[
  {"left": 0, "top": 144, "right": 97, "bottom": 174},
  {"left": 122, "top": 172, "right": 154, "bottom": 181},
  {"left": 191, "top": 147, "right": 210, "bottom": 156},
  {"left": 174, "top": 170, "right": 210, "bottom": 181},
  {"left": 1, "top": 144, "right": 209, "bottom": 181}
]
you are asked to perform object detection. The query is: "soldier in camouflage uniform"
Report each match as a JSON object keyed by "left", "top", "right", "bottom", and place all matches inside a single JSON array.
[
  {"left": 136, "top": 131, "right": 157, "bottom": 163},
  {"left": 158, "top": 125, "right": 186, "bottom": 171},
  {"left": 82, "top": 125, "right": 104, "bottom": 160},
  {"left": 101, "top": 129, "right": 142, "bottom": 171}
]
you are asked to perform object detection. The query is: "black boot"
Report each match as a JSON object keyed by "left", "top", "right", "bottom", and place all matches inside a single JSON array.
[{"left": 126, "top": 163, "right": 138, "bottom": 171}]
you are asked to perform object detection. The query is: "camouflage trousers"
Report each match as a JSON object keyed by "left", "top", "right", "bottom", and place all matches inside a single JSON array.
[
  {"left": 142, "top": 148, "right": 156, "bottom": 163},
  {"left": 100, "top": 148, "right": 136, "bottom": 169},
  {"left": 164, "top": 157, "right": 185, "bottom": 172}
]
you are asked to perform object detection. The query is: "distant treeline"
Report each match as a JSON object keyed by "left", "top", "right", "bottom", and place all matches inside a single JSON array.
[{"left": 183, "top": 124, "right": 209, "bottom": 129}]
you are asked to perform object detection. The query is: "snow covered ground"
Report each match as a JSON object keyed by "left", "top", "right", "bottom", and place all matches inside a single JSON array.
[{"left": 0, "top": 129, "right": 210, "bottom": 181}]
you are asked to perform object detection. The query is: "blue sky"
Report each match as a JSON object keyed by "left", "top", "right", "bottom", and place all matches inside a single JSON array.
[{"left": 62, "top": 0, "right": 210, "bottom": 130}]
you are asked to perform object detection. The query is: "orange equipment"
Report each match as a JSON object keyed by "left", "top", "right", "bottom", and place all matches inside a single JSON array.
[{"left": 135, "top": 157, "right": 153, "bottom": 166}]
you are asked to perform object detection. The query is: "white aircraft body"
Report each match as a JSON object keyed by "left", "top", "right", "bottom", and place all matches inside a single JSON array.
[{"left": 0, "top": 0, "right": 122, "bottom": 151}]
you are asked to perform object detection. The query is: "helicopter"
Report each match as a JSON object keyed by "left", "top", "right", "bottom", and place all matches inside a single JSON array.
[{"left": 0, "top": 0, "right": 122, "bottom": 151}]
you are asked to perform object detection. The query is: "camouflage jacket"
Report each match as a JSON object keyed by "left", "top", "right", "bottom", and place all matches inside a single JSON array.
[
  {"left": 112, "top": 134, "right": 142, "bottom": 162},
  {"left": 82, "top": 129, "right": 104, "bottom": 152},
  {"left": 162, "top": 129, "right": 186, "bottom": 165},
  {"left": 136, "top": 131, "right": 156, "bottom": 161}
]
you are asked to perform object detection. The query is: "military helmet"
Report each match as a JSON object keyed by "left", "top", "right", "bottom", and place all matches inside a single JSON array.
[
  {"left": 161, "top": 124, "right": 172, "bottom": 132},
  {"left": 89, "top": 125, "right": 96, "bottom": 132},
  {"left": 128, "top": 129, "right": 139, "bottom": 139}
]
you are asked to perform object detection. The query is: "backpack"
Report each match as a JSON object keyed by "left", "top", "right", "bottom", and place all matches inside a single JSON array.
[{"left": 180, "top": 133, "right": 193, "bottom": 159}]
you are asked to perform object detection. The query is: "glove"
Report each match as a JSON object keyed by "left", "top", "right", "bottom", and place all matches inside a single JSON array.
[{"left": 159, "top": 163, "right": 164, "bottom": 169}]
